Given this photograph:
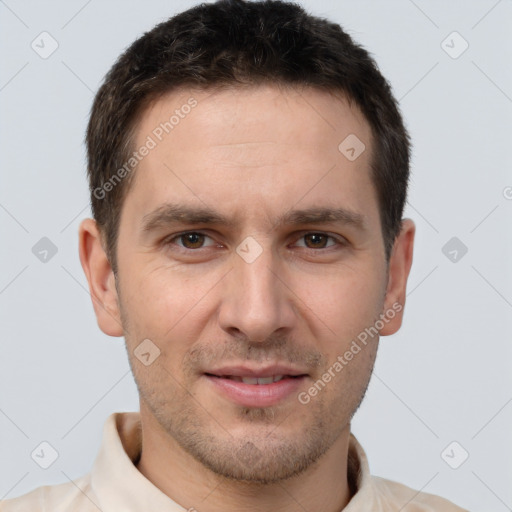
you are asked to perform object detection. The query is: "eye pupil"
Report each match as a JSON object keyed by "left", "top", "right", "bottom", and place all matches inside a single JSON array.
[
  {"left": 305, "top": 234, "right": 327, "bottom": 248},
  {"left": 182, "top": 233, "right": 204, "bottom": 248}
]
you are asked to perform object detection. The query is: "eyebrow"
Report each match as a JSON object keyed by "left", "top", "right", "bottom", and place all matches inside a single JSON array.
[{"left": 141, "top": 202, "right": 367, "bottom": 233}]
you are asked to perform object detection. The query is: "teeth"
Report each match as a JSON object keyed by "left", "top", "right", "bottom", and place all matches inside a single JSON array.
[
  {"left": 254, "top": 376, "right": 274, "bottom": 385},
  {"left": 231, "top": 375, "right": 285, "bottom": 384},
  {"left": 219, "top": 375, "right": 285, "bottom": 385},
  {"left": 241, "top": 376, "right": 259, "bottom": 384}
]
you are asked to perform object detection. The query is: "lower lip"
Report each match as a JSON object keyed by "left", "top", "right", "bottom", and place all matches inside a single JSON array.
[{"left": 204, "top": 375, "right": 306, "bottom": 407}]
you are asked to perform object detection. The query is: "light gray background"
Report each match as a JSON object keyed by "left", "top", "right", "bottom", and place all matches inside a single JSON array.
[{"left": 1, "top": 1, "right": 511, "bottom": 510}]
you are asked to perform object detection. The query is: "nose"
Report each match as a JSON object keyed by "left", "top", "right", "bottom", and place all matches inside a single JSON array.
[{"left": 218, "top": 240, "right": 296, "bottom": 343}]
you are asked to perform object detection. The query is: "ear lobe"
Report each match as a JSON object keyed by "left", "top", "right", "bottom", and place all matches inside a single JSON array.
[
  {"left": 379, "top": 218, "right": 415, "bottom": 336},
  {"left": 78, "top": 218, "right": 124, "bottom": 337}
]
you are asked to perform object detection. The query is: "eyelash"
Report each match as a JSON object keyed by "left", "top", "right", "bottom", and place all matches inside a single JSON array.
[{"left": 162, "top": 231, "right": 346, "bottom": 253}]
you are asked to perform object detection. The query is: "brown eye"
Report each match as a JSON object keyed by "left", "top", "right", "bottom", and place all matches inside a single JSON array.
[
  {"left": 296, "top": 233, "right": 342, "bottom": 250},
  {"left": 179, "top": 232, "right": 206, "bottom": 249},
  {"left": 162, "top": 231, "right": 219, "bottom": 256},
  {"left": 303, "top": 233, "right": 330, "bottom": 249}
]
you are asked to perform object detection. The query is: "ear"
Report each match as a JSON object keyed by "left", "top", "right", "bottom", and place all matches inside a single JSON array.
[
  {"left": 379, "top": 218, "right": 415, "bottom": 336},
  {"left": 78, "top": 218, "right": 124, "bottom": 337}
]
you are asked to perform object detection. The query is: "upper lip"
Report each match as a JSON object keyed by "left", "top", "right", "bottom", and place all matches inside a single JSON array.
[{"left": 205, "top": 364, "right": 308, "bottom": 378}]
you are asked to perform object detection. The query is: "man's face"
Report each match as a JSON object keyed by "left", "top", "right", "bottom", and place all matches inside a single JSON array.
[{"left": 106, "top": 85, "right": 397, "bottom": 482}]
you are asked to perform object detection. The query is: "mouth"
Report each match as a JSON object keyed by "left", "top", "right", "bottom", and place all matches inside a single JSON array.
[
  {"left": 203, "top": 366, "right": 308, "bottom": 407},
  {"left": 205, "top": 373, "right": 302, "bottom": 384}
]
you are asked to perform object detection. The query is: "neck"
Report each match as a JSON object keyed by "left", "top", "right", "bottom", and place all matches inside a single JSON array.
[{"left": 135, "top": 408, "right": 353, "bottom": 512}]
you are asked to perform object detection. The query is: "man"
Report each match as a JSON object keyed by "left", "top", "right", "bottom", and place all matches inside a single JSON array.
[{"left": 1, "top": 0, "right": 467, "bottom": 510}]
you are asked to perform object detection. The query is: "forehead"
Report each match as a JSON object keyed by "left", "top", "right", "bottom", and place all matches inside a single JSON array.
[{"left": 124, "top": 85, "right": 378, "bottom": 231}]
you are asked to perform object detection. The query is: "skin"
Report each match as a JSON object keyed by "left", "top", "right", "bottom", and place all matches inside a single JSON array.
[{"left": 79, "top": 85, "right": 415, "bottom": 512}]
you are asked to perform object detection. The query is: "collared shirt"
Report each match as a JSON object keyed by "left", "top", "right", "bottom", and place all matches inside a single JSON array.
[{"left": 0, "top": 412, "right": 468, "bottom": 511}]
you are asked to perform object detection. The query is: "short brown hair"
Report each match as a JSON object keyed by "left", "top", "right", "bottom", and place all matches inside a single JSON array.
[{"left": 86, "top": 0, "right": 411, "bottom": 274}]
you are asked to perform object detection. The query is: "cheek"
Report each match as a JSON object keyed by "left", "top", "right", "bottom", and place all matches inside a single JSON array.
[
  {"left": 120, "top": 262, "right": 220, "bottom": 351},
  {"left": 293, "top": 265, "right": 385, "bottom": 342}
]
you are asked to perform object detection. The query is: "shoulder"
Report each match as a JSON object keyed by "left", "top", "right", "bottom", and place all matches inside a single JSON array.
[
  {"left": 0, "top": 474, "right": 96, "bottom": 512},
  {"left": 371, "top": 475, "right": 469, "bottom": 511}
]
